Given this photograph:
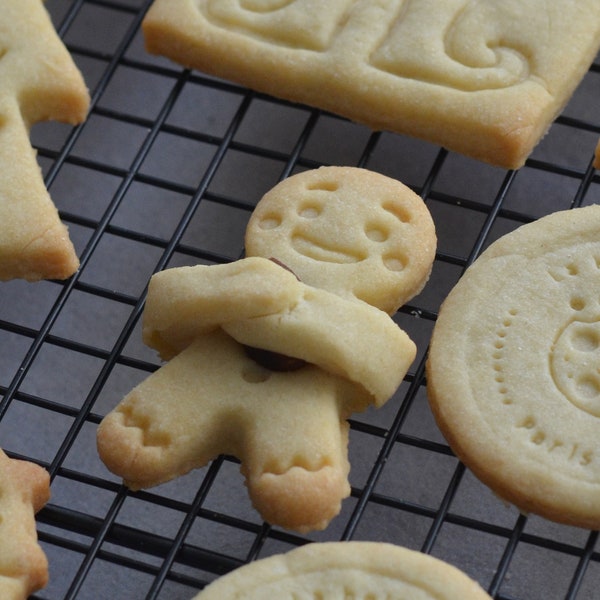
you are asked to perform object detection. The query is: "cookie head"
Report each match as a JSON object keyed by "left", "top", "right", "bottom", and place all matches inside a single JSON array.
[{"left": 245, "top": 166, "right": 436, "bottom": 314}]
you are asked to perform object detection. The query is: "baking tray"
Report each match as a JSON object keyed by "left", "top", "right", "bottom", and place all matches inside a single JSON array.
[{"left": 1, "top": 1, "right": 599, "bottom": 598}]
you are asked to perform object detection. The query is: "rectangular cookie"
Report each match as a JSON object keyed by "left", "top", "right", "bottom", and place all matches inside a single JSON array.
[
  {"left": 142, "top": 0, "right": 600, "bottom": 169},
  {"left": 0, "top": 0, "right": 89, "bottom": 281}
]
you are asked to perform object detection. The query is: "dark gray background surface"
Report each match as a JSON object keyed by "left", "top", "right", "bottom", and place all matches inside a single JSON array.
[{"left": 1, "top": 1, "right": 599, "bottom": 598}]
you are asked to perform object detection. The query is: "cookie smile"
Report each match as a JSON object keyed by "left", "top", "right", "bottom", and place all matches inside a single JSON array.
[{"left": 291, "top": 234, "right": 362, "bottom": 264}]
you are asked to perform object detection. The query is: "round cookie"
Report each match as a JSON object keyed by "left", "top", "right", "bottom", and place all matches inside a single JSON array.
[
  {"left": 427, "top": 205, "right": 600, "bottom": 529},
  {"left": 192, "top": 542, "right": 491, "bottom": 599},
  {"left": 245, "top": 166, "right": 437, "bottom": 314}
]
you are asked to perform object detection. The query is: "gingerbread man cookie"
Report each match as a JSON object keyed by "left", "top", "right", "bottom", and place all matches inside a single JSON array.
[
  {"left": 97, "top": 167, "right": 436, "bottom": 532},
  {"left": 0, "top": 449, "right": 50, "bottom": 600},
  {"left": 0, "top": 0, "right": 89, "bottom": 281}
]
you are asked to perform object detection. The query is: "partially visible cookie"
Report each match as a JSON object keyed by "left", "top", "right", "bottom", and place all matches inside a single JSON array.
[
  {"left": 192, "top": 541, "right": 492, "bottom": 599},
  {"left": 594, "top": 139, "right": 600, "bottom": 169},
  {"left": 427, "top": 205, "right": 600, "bottom": 529},
  {"left": 0, "top": 0, "right": 90, "bottom": 281},
  {"left": 0, "top": 449, "right": 50, "bottom": 600},
  {"left": 143, "top": 1, "right": 600, "bottom": 168},
  {"left": 245, "top": 166, "right": 437, "bottom": 315}
]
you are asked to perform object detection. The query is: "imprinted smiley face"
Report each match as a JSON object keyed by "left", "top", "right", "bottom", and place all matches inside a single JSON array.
[{"left": 245, "top": 166, "right": 437, "bottom": 314}]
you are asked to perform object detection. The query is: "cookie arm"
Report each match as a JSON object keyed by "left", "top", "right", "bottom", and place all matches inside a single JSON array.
[
  {"left": 224, "top": 285, "right": 416, "bottom": 406},
  {"left": 142, "top": 257, "right": 304, "bottom": 359}
]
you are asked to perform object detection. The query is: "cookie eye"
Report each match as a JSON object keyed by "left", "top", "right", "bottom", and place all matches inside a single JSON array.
[
  {"left": 298, "top": 203, "right": 321, "bottom": 218},
  {"left": 570, "top": 296, "right": 586, "bottom": 311},
  {"left": 571, "top": 326, "right": 600, "bottom": 352},
  {"left": 257, "top": 213, "right": 282, "bottom": 230},
  {"left": 365, "top": 224, "right": 389, "bottom": 242},
  {"left": 382, "top": 200, "right": 413, "bottom": 223},
  {"left": 382, "top": 252, "right": 407, "bottom": 272}
]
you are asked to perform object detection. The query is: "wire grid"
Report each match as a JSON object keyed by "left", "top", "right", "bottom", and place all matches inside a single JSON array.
[{"left": 0, "top": 0, "right": 599, "bottom": 598}]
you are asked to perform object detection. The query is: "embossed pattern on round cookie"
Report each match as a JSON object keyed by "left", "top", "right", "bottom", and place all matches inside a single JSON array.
[
  {"left": 192, "top": 542, "right": 492, "bottom": 599},
  {"left": 245, "top": 166, "right": 437, "bottom": 315},
  {"left": 427, "top": 205, "right": 600, "bottom": 529}
]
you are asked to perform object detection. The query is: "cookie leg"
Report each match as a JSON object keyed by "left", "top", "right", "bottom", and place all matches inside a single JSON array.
[
  {"left": 244, "top": 425, "right": 351, "bottom": 533},
  {"left": 97, "top": 331, "right": 249, "bottom": 489},
  {"left": 237, "top": 366, "right": 363, "bottom": 532},
  {"left": 98, "top": 329, "right": 365, "bottom": 532}
]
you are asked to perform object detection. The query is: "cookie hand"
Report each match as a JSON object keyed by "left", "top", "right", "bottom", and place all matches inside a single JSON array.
[{"left": 142, "top": 257, "right": 303, "bottom": 360}]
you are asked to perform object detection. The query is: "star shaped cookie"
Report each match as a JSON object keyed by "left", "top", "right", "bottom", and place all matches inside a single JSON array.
[
  {"left": 0, "top": 449, "right": 50, "bottom": 600},
  {"left": 0, "top": 0, "right": 89, "bottom": 281}
]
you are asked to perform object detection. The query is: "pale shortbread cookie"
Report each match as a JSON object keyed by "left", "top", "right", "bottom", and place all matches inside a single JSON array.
[
  {"left": 98, "top": 168, "right": 435, "bottom": 532},
  {"left": 245, "top": 166, "right": 437, "bottom": 315},
  {"left": 98, "top": 328, "right": 369, "bottom": 531},
  {"left": 0, "top": 0, "right": 89, "bottom": 281},
  {"left": 0, "top": 449, "right": 50, "bottom": 600},
  {"left": 142, "top": 1, "right": 600, "bottom": 169},
  {"left": 192, "top": 541, "right": 492, "bottom": 599},
  {"left": 427, "top": 205, "right": 600, "bottom": 529},
  {"left": 98, "top": 258, "right": 415, "bottom": 531}
]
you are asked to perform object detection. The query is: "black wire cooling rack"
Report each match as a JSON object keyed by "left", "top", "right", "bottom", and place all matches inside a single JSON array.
[{"left": 1, "top": 1, "right": 599, "bottom": 598}]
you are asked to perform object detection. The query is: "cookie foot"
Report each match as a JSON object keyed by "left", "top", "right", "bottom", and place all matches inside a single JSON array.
[{"left": 247, "top": 465, "right": 351, "bottom": 533}]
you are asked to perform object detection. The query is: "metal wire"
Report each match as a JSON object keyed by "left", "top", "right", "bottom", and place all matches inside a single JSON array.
[{"left": 0, "top": 1, "right": 598, "bottom": 598}]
